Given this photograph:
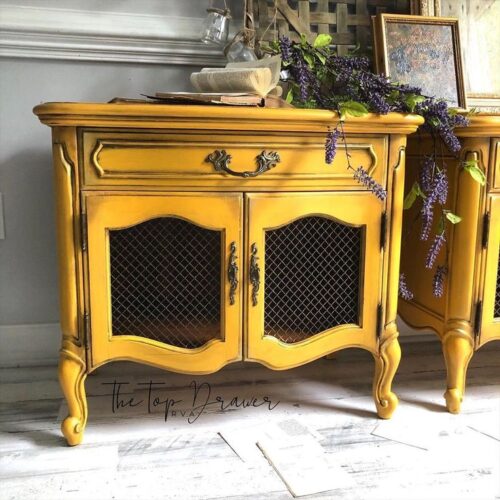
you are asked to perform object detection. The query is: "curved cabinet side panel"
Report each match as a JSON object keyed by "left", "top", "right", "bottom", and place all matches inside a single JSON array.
[{"left": 52, "top": 127, "right": 85, "bottom": 361}]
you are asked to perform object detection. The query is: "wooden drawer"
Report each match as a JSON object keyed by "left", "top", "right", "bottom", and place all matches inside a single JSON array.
[{"left": 81, "top": 129, "right": 388, "bottom": 191}]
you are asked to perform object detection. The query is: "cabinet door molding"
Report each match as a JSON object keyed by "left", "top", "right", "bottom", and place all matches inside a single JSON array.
[
  {"left": 85, "top": 192, "right": 243, "bottom": 373},
  {"left": 245, "top": 192, "right": 383, "bottom": 368}
]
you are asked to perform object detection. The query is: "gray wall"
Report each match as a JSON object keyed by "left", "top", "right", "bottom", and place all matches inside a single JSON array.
[{"left": 0, "top": 59, "right": 197, "bottom": 324}]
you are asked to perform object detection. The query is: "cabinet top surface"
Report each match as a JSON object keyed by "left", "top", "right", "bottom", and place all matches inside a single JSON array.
[
  {"left": 454, "top": 114, "right": 500, "bottom": 136},
  {"left": 33, "top": 102, "right": 423, "bottom": 134}
]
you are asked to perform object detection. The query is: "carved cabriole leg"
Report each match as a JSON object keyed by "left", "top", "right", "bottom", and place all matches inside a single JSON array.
[
  {"left": 59, "top": 348, "right": 88, "bottom": 445},
  {"left": 373, "top": 140, "right": 405, "bottom": 418},
  {"left": 373, "top": 323, "right": 401, "bottom": 419},
  {"left": 442, "top": 321, "right": 474, "bottom": 414},
  {"left": 441, "top": 147, "right": 484, "bottom": 412}
]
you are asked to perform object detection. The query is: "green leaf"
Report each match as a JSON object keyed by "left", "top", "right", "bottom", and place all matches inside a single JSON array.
[
  {"left": 445, "top": 212, "right": 462, "bottom": 224},
  {"left": 317, "top": 52, "right": 326, "bottom": 65},
  {"left": 414, "top": 183, "right": 426, "bottom": 198},
  {"left": 428, "top": 117, "right": 440, "bottom": 128},
  {"left": 437, "top": 216, "right": 445, "bottom": 234},
  {"left": 404, "top": 94, "right": 426, "bottom": 112},
  {"left": 268, "top": 40, "right": 280, "bottom": 52},
  {"left": 463, "top": 161, "right": 486, "bottom": 185},
  {"left": 285, "top": 88, "right": 294, "bottom": 104},
  {"left": 313, "top": 33, "right": 332, "bottom": 48},
  {"left": 303, "top": 52, "right": 314, "bottom": 69},
  {"left": 463, "top": 159, "right": 478, "bottom": 168},
  {"left": 300, "top": 33, "right": 308, "bottom": 46},
  {"left": 388, "top": 90, "right": 400, "bottom": 103},
  {"left": 403, "top": 185, "right": 418, "bottom": 209},
  {"left": 339, "top": 100, "right": 369, "bottom": 120},
  {"left": 403, "top": 182, "right": 426, "bottom": 209}
]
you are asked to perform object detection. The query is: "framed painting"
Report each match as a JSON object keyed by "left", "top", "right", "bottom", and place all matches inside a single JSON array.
[{"left": 373, "top": 14, "right": 466, "bottom": 110}]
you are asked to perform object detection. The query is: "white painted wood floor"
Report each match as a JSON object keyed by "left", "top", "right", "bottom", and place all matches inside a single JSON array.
[{"left": 0, "top": 338, "right": 499, "bottom": 500}]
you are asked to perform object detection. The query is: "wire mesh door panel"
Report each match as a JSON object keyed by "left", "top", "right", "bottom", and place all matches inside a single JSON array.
[
  {"left": 264, "top": 216, "right": 361, "bottom": 344},
  {"left": 86, "top": 193, "right": 243, "bottom": 372},
  {"left": 246, "top": 193, "right": 382, "bottom": 369},
  {"left": 109, "top": 217, "right": 222, "bottom": 348}
]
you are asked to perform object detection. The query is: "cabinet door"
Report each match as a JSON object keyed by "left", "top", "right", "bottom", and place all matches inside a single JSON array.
[
  {"left": 85, "top": 193, "right": 242, "bottom": 373},
  {"left": 245, "top": 193, "right": 383, "bottom": 369},
  {"left": 480, "top": 195, "right": 500, "bottom": 346}
]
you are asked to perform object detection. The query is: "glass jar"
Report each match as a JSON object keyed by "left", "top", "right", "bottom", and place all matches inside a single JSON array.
[
  {"left": 200, "top": 8, "right": 231, "bottom": 46},
  {"left": 225, "top": 40, "right": 258, "bottom": 63}
]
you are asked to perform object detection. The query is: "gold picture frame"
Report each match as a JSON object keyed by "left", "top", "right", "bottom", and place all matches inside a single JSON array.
[{"left": 373, "top": 14, "right": 467, "bottom": 110}]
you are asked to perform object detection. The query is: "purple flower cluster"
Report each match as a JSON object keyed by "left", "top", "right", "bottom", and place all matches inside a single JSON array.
[
  {"left": 279, "top": 36, "right": 293, "bottom": 64},
  {"left": 435, "top": 170, "right": 448, "bottom": 205},
  {"left": 395, "top": 82, "right": 423, "bottom": 96},
  {"left": 437, "top": 123, "right": 461, "bottom": 153},
  {"left": 420, "top": 204, "right": 434, "bottom": 241},
  {"left": 399, "top": 273, "right": 414, "bottom": 301},
  {"left": 432, "top": 265, "right": 447, "bottom": 297},
  {"left": 329, "top": 55, "right": 371, "bottom": 72},
  {"left": 452, "top": 113, "right": 469, "bottom": 128},
  {"left": 420, "top": 167, "right": 448, "bottom": 241},
  {"left": 367, "top": 93, "right": 391, "bottom": 114},
  {"left": 326, "top": 56, "right": 386, "bottom": 105},
  {"left": 325, "top": 128, "right": 340, "bottom": 164},
  {"left": 295, "top": 57, "right": 312, "bottom": 102},
  {"left": 357, "top": 72, "right": 392, "bottom": 114},
  {"left": 419, "top": 156, "right": 434, "bottom": 193},
  {"left": 416, "top": 99, "right": 467, "bottom": 154},
  {"left": 353, "top": 166, "right": 387, "bottom": 200},
  {"left": 425, "top": 232, "right": 446, "bottom": 269}
]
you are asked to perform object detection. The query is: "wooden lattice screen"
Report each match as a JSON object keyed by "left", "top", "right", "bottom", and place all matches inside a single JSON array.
[{"left": 252, "top": 0, "right": 411, "bottom": 55}]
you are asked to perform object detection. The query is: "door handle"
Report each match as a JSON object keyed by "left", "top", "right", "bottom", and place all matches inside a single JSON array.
[
  {"left": 249, "top": 243, "right": 260, "bottom": 306},
  {"left": 228, "top": 242, "right": 238, "bottom": 305}
]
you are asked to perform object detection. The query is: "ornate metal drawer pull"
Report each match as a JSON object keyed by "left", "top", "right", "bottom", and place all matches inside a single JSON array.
[
  {"left": 205, "top": 149, "right": 280, "bottom": 178},
  {"left": 228, "top": 242, "right": 238, "bottom": 305},
  {"left": 249, "top": 243, "right": 260, "bottom": 307}
]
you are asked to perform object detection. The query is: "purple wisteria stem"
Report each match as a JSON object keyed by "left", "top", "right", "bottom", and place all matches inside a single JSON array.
[
  {"left": 338, "top": 119, "right": 387, "bottom": 200},
  {"left": 337, "top": 119, "right": 354, "bottom": 172}
]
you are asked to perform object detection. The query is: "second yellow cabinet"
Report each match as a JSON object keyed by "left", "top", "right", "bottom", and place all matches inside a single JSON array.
[{"left": 399, "top": 115, "right": 500, "bottom": 413}]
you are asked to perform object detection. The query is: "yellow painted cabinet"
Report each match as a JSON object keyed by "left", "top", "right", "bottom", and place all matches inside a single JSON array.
[
  {"left": 399, "top": 116, "right": 500, "bottom": 413},
  {"left": 34, "top": 102, "right": 423, "bottom": 445}
]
